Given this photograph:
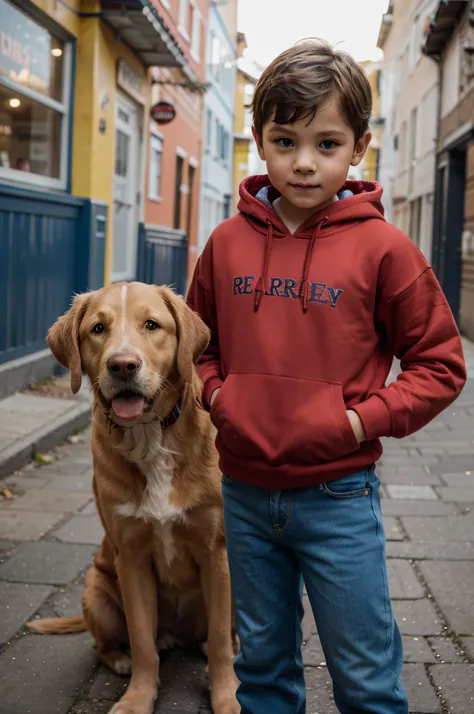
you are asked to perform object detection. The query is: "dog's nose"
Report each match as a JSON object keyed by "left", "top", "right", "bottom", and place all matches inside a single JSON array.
[{"left": 107, "top": 353, "right": 142, "bottom": 378}]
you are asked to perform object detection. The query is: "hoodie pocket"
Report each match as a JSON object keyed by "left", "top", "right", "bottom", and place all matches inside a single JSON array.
[{"left": 210, "top": 372, "right": 360, "bottom": 466}]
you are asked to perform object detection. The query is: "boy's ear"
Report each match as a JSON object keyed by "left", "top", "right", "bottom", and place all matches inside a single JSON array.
[
  {"left": 351, "top": 131, "right": 372, "bottom": 167},
  {"left": 252, "top": 125, "right": 266, "bottom": 161}
]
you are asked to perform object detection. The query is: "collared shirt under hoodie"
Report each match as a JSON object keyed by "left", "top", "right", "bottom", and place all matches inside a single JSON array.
[{"left": 187, "top": 174, "right": 466, "bottom": 490}]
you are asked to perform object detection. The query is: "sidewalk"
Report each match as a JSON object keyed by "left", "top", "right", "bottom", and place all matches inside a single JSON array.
[{"left": 0, "top": 354, "right": 474, "bottom": 713}]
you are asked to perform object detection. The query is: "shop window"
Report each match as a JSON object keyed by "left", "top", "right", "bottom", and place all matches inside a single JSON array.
[
  {"left": 0, "top": 0, "right": 70, "bottom": 189},
  {"left": 148, "top": 134, "right": 163, "bottom": 201}
]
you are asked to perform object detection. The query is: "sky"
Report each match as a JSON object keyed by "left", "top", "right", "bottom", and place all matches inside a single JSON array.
[{"left": 237, "top": 0, "right": 388, "bottom": 68}]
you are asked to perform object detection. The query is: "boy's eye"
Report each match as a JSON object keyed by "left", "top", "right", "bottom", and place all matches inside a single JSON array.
[
  {"left": 320, "top": 140, "right": 337, "bottom": 150},
  {"left": 276, "top": 138, "right": 294, "bottom": 148}
]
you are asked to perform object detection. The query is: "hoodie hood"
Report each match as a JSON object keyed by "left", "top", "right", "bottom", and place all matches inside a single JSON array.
[{"left": 238, "top": 174, "right": 385, "bottom": 238}]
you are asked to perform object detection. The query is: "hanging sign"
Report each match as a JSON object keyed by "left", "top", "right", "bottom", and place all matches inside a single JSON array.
[{"left": 150, "top": 100, "right": 176, "bottom": 125}]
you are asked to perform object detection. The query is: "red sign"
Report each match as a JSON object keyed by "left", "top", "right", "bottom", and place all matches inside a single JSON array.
[{"left": 150, "top": 101, "right": 176, "bottom": 125}]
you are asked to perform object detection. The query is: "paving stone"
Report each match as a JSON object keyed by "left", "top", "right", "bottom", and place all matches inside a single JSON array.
[
  {"left": 0, "top": 632, "right": 96, "bottom": 714},
  {"left": 386, "top": 485, "right": 438, "bottom": 501},
  {"left": 381, "top": 500, "right": 456, "bottom": 517},
  {"left": 402, "top": 636, "right": 436, "bottom": 663},
  {"left": 79, "top": 499, "right": 97, "bottom": 516},
  {"left": 437, "top": 487, "right": 474, "bottom": 502},
  {"left": 71, "top": 703, "right": 113, "bottom": 714},
  {"left": 50, "top": 582, "right": 84, "bottom": 618},
  {"left": 4, "top": 474, "right": 52, "bottom": 490},
  {"left": 386, "top": 541, "right": 474, "bottom": 560},
  {"left": 43, "top": 474, "right": 93, "bottom": 492},
  {"left": 303, "top": 634, "right": 327, "bottom": 667},
  {"left": 382, "top": 456, "right": 439, "bottom": 466},
  {"left": 153, "top": 649, "right": 209, "bottom": 713},
  {"left": 0, "top": 581, "right": 53, "bottom": 643},
  {"left": 87, "top": 665, "right": 129, "bottom": 702},
  {"left": 430, "top": 664, "right": 474, "bottom": 713},
  {"left": 431, "top": 456, "right": 474, "bottom": 475},
  {"left": 0, "top": 509, "right": 63, "bottom": 541},
  {"left": 384, "top": 516, "right": 405, "bottom": 540},
  {"left": 2, "top": 489, "right": 90, "bottom": 513},
  {"left": 0, "top": 541, "right": 94, "bottom": 585},
  {"left": 400, "top": 513, "right": 474, "bottom": 542},
  {"left": 402, "top": 663, "right": 441, "bottom": 713},
  {"left": 388, "top": 560, "right": 424, "bottom": 599},
  {"left": 305, "top": 666, "right": 339, "bottom": 714},
  {"left": 380, "top": 472, "right": 443, "bottom": 486},
  {"left": 459, "top": 637, "right": 474, "bottom": 661},
  {"left": 53, "top": 514, "right": 104, "bottom": 546},
  {"left": 42, "top": 461, "right": 92, "bottom": 478},
  {"left": 439, "top": 472, "right": 474, "bottom": 487},
  {"left": 418, "top": 561, "right": 474, "bottom": 635},
  {"left": 392, "top": 600, "right": 443, "bottom": 636},
  {"left": 302, "top": 593, "right": 317, "bottom": 641},
  {"left": 427, "top": 637, "right": 466, "bottom": 663}
]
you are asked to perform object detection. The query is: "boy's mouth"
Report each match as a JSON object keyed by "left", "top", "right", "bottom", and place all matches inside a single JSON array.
[{"left": 290, "top": 183, "right": 319, "bottom": 191}]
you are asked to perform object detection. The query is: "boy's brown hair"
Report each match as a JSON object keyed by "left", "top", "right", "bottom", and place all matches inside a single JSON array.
[{"left": 252, "top": 39, "right": 372, "bottom": 143}]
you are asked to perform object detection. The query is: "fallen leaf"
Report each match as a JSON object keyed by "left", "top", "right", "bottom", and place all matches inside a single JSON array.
[
  {"left": 34, "top": 453, "right": 54, "bottom": 465},
  {"left": 1, "top": 488, "right": 13, "bottom": 500}
]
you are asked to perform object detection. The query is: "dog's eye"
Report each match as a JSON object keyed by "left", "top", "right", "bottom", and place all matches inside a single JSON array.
[
  {"left": 145, "top": 319, "right": 160, "bottom": 331},
  {"left": 91, "top": 323, "right": 105, "bottom": 335}
]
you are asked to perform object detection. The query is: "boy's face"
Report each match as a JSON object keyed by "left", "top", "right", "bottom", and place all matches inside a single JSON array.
[{"left": 253, "top": 95, "right": 371, "bottom": 214}]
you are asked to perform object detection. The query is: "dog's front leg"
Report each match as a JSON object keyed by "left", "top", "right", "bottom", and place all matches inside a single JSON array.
[
  {"left": 109, "top": 554, "right": 159, "bottom": 714},
  {"left": 200, "top": 544, "right": 240, "bottom": 714}
]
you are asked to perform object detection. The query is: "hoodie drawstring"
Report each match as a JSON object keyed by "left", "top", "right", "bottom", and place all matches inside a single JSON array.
[
  {"left": 254, "top": 220, "right": 273, "bottom": 311},
  {"left": 300, "top": 217, "right": 328, "bottom": 312},
  {"left": 254, "top": 216, "right": 328, "bottom": 313}
]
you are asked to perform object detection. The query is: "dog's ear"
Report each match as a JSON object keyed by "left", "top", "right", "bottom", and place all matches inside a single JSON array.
[
  {"left": 47, "top": 293, "right": 92, "bottom": 395},
  {"left": 160, "top": 287, "right": 210, "bottom": 384}
]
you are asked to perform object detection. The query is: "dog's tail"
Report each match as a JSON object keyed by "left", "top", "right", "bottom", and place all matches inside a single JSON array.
[{"left": 27, "top": 616, "right": 87, "bottom": 634}]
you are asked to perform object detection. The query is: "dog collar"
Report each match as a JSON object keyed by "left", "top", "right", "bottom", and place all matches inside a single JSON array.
[{"left": 107, "top": 396, "right": 183, "bottom": 433}]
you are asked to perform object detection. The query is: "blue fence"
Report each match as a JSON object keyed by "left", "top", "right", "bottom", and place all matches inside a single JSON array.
[
  {"left": 0, "top": 185, "right": 107, "bottom": 365},
  {"left": 137, "top": 223, "right": 188, "bottom": 296}
]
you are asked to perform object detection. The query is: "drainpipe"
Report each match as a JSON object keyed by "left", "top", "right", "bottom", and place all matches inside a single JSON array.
[{"left": 427, "top": 52, "right": 443, "bottom": 271}]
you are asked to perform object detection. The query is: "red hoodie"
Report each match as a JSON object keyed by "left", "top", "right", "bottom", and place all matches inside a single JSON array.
[{"left": 187, "top": 176, "right": 466, "bottom": 489}]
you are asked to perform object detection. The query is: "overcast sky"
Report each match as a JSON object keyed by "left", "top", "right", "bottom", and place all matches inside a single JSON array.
[{"left": 237, "top": 0, "right": 388, "bottom": 66}]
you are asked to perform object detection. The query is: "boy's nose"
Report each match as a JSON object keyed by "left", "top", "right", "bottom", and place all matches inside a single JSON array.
[{"left": 294, "top": 152, "right": 317, "bottom": 173}]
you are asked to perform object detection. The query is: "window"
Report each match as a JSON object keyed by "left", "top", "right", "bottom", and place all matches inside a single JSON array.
[
  {"left": 191, "top": 5, "right": 201, "bottom": 61},
  {"left": 215, "top": 118, "right": 220, "bottom": 158},
  {"left": 409, "top": 107, "right": 417, "bottom": 192},
  {"left": 174, "top": 155, "right": 184, "bottom": 229},
  {"left": 206, "top": 109, "right": 212, "bottom": 148},
  {"left": 211, "top": 35, "right": 221, "bottom": 80},
  {"left": 179, "top": 0, "right": 191, "bottom": 40},
  {"left": 148, "top": 134, "right": 163, "bottom": 201},
  {"left": 0, "top": 0, "right": 70, "bottom": 188}
]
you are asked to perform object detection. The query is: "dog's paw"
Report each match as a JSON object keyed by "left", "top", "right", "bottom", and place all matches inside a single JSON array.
[{"left": 111, "top": 654, "right": 132, "bottom": 676}]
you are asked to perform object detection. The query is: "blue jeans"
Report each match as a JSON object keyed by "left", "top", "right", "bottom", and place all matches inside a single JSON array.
[{"left": 222, "top": 467, "right": 408, "bottom": 714}]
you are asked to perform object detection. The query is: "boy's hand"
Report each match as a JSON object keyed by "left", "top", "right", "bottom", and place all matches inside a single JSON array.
[
  {"left": 346, "top": 409, "right": 367, "bottom": 443},
  {"left": 210, "top": 388, "right": 221, "bottom": 407}
]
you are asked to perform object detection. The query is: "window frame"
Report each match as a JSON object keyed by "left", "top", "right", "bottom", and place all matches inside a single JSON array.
[
  {"left": 0, "top": 2, "right": 72, "bottom": 191},
  {"left": 148, "top": 132, "right": 164, "bottom": 203},
  {"left": 190, "top": 2, "right": 201, "bottom": 62},
  {"left": 178, "top": 0, "right": 190, "bottom": 42}
]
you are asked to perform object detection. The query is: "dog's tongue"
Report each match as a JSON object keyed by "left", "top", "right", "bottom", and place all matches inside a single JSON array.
[{"left": 111, "top": 396, "right": 145, "bottom": 421}]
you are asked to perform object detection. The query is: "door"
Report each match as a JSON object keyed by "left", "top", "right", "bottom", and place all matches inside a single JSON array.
[
  {"left": 112, "top": 92, "right": 140, "bottom": 282},
  {"left": 434, "top": 148, "right": 466, "bottom": 323}
]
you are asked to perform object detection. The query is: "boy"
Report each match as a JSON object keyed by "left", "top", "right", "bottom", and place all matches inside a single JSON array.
[{"left": 187, "top": 40, "right": 466, "bottom": 714}]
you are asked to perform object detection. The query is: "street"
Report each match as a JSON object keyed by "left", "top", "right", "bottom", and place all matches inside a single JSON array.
[{"left": 1, "top": 353, "right": 474, "bottom": 713}]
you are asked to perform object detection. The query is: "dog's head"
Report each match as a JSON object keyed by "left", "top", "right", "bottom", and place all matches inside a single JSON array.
[{"left": 47, "top": 283, "right": 210, "bottom": 424}]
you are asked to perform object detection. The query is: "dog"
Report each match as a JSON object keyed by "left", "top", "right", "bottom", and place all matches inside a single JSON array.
[{"left": 28, "top": 282, "right": 239, "bottom": 714}]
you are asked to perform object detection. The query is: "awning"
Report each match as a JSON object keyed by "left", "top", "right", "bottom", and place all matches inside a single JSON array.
[
  {"left": 423, "top": 0, "right": 468, "bottom": 57},
  {"left": 100, "top": 0, "right": 200, "bottom": 83}
]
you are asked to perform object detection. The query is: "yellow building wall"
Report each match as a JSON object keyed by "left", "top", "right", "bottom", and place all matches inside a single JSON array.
[
  {"left": 30, "top": 0, "right": 149, "bottom": 286},
  {"left": 234, "top": 70, "right": 246, "bottom": 135}
]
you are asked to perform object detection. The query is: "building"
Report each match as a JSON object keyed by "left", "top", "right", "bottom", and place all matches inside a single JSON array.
[
  {"left": 232, "top": 36, "right": 265, "bottom": 213},
  {"left": 197, "top": 0, "right": 238, "bottom": 254},
  {"left": 423, "top": 0, "right": 474, "bottom": 336},
  {"left": 144, "top": 0, "right": 210, "bottom": 289},
  {"left": 0, "top": 0, "right": 207, "bottom": 389},
  {"left": 377, "top": 0, "right": 440, "bottom": 260},
  {"left": 357, "top": 60, "right": 385, "bottom": 193}
]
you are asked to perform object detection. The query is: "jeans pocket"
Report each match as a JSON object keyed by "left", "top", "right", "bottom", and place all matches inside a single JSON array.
[
  {"left": 320, "top": 468, "right": 371, "bottom": 499},
  {"left": 221, "top": 474, "right": 235, "bottom": 485}
]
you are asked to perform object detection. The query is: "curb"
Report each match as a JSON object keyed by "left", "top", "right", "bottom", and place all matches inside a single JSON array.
[{"left": 0, "top": 401, "right": 91, "bottom": 480}]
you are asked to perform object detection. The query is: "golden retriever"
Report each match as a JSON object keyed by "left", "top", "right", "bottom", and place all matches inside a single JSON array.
[{"left": 28, "top": 282, "right": 239, "bottom": 714}]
